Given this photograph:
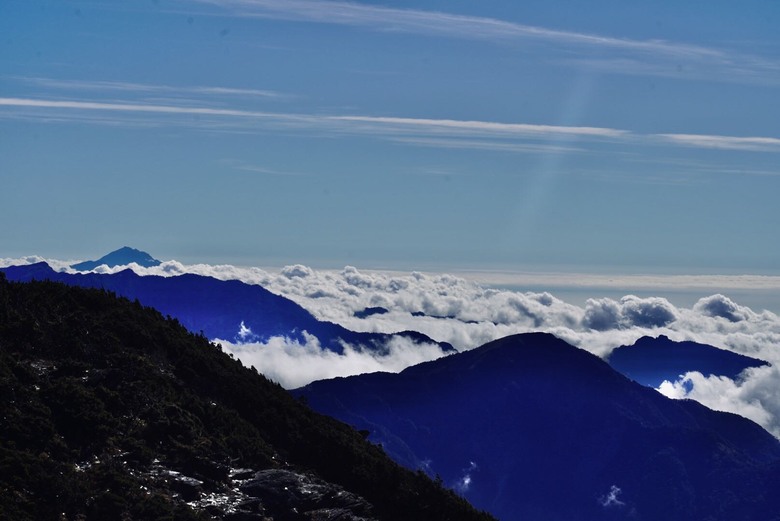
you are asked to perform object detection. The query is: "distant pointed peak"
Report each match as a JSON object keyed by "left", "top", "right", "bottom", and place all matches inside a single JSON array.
[
  {"left": 114, "top": 246, "right": 143, "bottom": 254},
  {"left": 71, "top": 247, "right": 162, "bottom": 271}
]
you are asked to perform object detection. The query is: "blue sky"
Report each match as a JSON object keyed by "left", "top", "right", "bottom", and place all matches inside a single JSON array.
[{"left": 2, "top": 0, "right": 779, "bottom": 274}]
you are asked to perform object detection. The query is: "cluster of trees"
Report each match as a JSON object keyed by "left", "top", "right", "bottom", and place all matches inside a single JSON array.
[{"left": 0, "top": 273, "right": 493, "bottom": 520}]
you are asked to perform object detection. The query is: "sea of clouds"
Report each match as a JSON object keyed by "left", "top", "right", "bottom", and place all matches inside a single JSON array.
[{"left": 3, "top": 255, "right": 780, "bottom": 437}]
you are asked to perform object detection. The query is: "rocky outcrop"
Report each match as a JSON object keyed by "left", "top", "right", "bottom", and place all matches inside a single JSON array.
[
  {"left": 178, "top": 466, "right": 376, "bottom": 520},
  {"left": 239, "top": 469, "right": 376, "bottom": 521}
]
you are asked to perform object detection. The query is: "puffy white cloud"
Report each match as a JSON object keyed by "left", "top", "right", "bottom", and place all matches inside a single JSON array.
[
  {"left": 582, "top": 298, "right": 622, "bottom": 331},
  {"left": 619, "top": 295, "right": 678, "bottom": 328},
  {"left": 238, "top": 265, "right": 779, "bottom": 362},
  {"left": 658, "top": 364, "right": 780, "bottom": 438},
  {"left": 693, "top": 294, "right": 755, "bottom": 323},
  {"left": 576, "top": 295, "right": 677, "bottom": 331},
  {"left": 281, "top": 264, "right": 314, "bottom": 279}
]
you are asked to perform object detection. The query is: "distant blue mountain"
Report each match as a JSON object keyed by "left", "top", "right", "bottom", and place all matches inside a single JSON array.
[
  {"left": 410, "top": 310, "right": 481, "bottom": 324},
  {"left": 607, "top": 335, "right": 769, "bottom": 387},
  {"left": 1, "top": 262, "right": 453, "bottom": 355},
  {"left": 297, "top": 333, "right": 780, "bottom": 521},
  {"left": 71, "top": 246, "right": 161, "bottom": 270},
  {"left": 354, "top": 306, "right": 389, "bottom": 319}
]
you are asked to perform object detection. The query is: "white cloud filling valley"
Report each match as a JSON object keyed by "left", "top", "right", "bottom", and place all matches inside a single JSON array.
[
  {"left": 215, "top": 332, "right": 448, "bottom": 389},
  {"left": 3, "top": 255, "right": 780, "bottom": 436}
]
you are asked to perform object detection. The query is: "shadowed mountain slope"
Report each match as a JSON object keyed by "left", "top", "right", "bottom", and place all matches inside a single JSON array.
[
  {"left": 607, "top": 334, "right": 769, "bottom": 387},
  {"left": 298, "top": 333, "right": 780, "bottom": 521},
  {"left": 1, "top": 262, "right": 452, "bottom": 356},
  {"left": 0, "top": 273, "right": 491, "bottom": 521}
]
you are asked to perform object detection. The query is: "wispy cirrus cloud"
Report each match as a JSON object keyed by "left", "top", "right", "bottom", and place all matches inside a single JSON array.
[
  {"left": 388, "top": 137, "right": 586, "bottom": 155},
  {"left": 457, "top": 270, "right": 780, "bottom": 292},
  {"left": 657, "top": 133, "right": 780, "bottom": 152},
  {"left": 188, "top": 0, "right": 720, "bottom": 56},
  {"left": 3, "top": 96, "right": 780, "bottom": 155},
  {"left": 332, "top": 115, "right": 628, "bottom": 139},
  {"left": 187, "top": 0, "right": 780, "bottom": 84},
  {"left": 221, "top": 159, "right": 306, "bottom": 176},
  {"left": 15, "top": 76, "right": 290, "bottom": 100},
  {"left": 0, "top": 97, "right": 281, "bottom": 118},
  {"left": 0, "top": 96, "right": 627, "bottom": 142}
]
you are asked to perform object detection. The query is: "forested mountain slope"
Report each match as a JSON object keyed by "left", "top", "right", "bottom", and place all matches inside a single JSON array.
[{"left": 0, "top": 274, "right": 491, "bottom": 521}]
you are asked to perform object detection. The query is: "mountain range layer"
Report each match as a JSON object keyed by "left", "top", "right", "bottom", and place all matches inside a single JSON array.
[
  {"left": 298, "top": 333, "right": 780, "bottom": 521},
  {"left": 608, "top": 334, "right": 769, "bottom": 387},
  {"left": 1, "top": 262, "right": 453, "bottom": 357}
]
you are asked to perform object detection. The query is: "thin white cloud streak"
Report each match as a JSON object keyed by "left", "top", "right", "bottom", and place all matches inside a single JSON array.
[
  {"left": 620, "top": 156, "right": 780, "bottom": 179},
  {"left": 4, "top": 96, "right": 780, "bottom": 154},
  {"left": 0, "top": 97, "right": 335, "bottom": 136},
  {"left": 188, "top": 0, "right": 780, "bottom": 83},
  {"left": 235, "top": 166, "right": 301, "bottom": 175},
  {"left": 389, "top": 137, "right": 586, "bottom": 154},
  {"left": 658, "top": 133, "right": 780, "bottom": 152},
  {"left": 703, "top": 167, "right": 780, "bottom": 178},
  {"left": 13, "top": 77, "right": 289, "bottom": 100},
  {"left": 0, "top": 110, "right": 165, "bottom": 129},
  {"left": 0, "top": 96, "right": 630, "bottom": 146},
  {"left": 456, "top": 270, "right": 780, "bottom": 291},
  {"left": 229, "top": 163, "right": 306, "bottom": 176},
  {"left": 0, "top": 98, "right": 288, "bottom": 120},
  {"left": 333, "top": 115, "right": 628, "bottom": 139},
  {"left": 563, "top": 56, "right": 780, "bottom": 86}
]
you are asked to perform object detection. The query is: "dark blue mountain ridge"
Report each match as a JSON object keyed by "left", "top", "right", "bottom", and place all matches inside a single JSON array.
[
  {"left": 607, "top": 334, "right": 769, "bottom": 388},
  {"left": 1, "top": 262, "right": 453, "bottom": 356},
  {"left": 297, "top": 332, "right": 780, "bottom": 521},
  {"left": 71, "top": 246, "right": 162, "bottom": 270},
  {"left": 354, "top": 306, "right": 389, "bottom": 319}
]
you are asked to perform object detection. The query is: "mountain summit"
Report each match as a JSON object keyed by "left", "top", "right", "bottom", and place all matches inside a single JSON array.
[
  {"left": 607, "top": 335, "right": 769, "bottom": 387},
  {"left": 298, "top": 333, "right": 780, "bottom": 520},
  {"left": 71, "top": 246, "right": 161, "bottom": 271}
]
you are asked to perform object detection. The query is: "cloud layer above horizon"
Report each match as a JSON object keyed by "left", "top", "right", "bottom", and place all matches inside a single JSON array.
[{"left": 4, "top": 255, "right": 780, "bottom": 437}]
